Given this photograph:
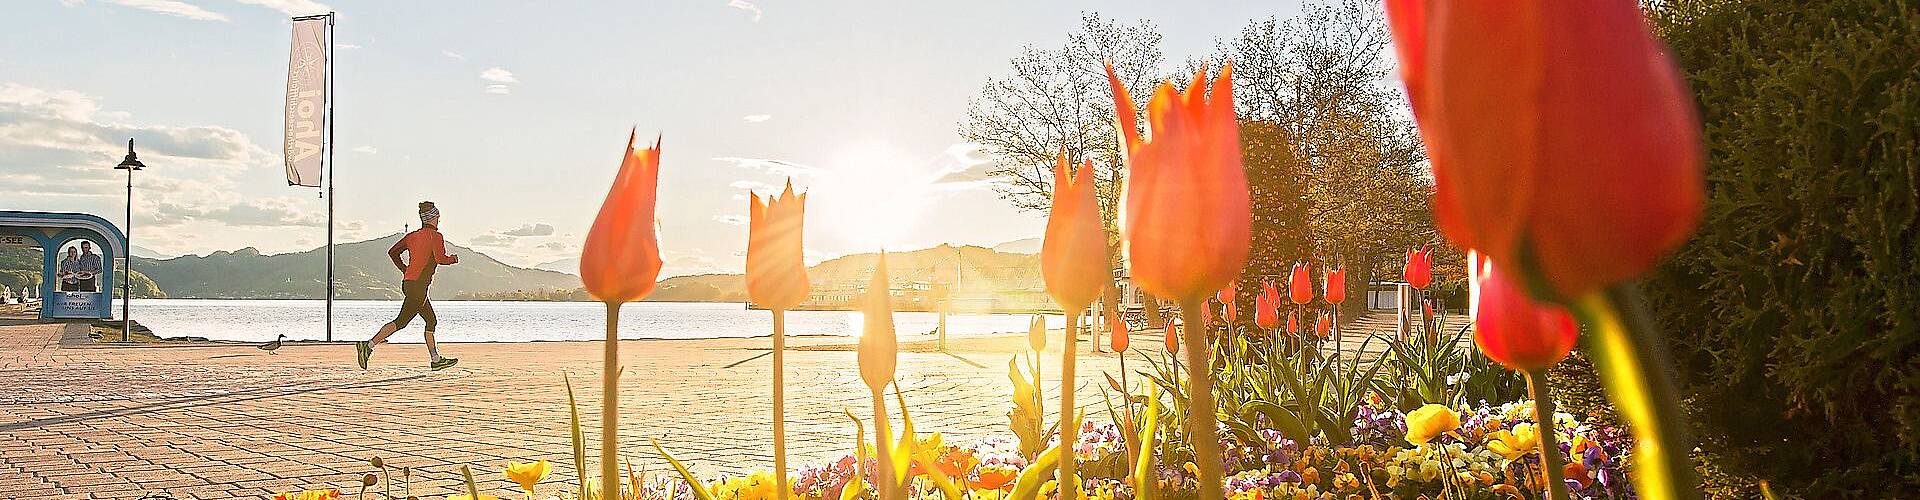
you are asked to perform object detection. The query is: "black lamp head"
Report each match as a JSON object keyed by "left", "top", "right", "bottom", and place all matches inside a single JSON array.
[{"left": 116, "top": 138, "right": 145, "bottom": 170}]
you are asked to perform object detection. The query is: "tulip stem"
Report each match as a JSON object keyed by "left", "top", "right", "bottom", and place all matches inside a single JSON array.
[
  {"left": 1180, "top": 300, "right": 1223, "bottom": 500},
  {"left": 870, "top": 386, "right": 896, "bottom": 500},
  {"left": 1526, "top": 369, "right": 1571, "bottom": 500},
  {"left": 1573, "top": 284, "right": 1701, "bottom": 500},
  {"left": 772, "top": 308, "right": 789, "bottom": 500},
  {"left": 1059, "top": 309, "right": 1081, "bottom": 500},
  {"left": 602, "top": 302, "right": 621, "bottom": 500}
]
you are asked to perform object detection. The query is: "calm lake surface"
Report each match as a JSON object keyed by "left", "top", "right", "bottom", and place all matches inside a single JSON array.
[{"left": 125, "top": 299, "right": 1066, "bottom": 343}]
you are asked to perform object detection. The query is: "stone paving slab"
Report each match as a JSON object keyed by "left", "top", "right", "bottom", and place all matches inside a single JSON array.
[{"left": 0, "top": 311, "right": 1452, "bottom": 499}]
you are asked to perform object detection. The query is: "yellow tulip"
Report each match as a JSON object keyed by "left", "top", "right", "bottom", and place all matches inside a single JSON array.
[
  {"left": 1485, "top": 423, "right": 1540, "bottom": 461},
  {"left": 1404, "top": 404, "right": 1462, "bottom": 446},
  {"left": 504, "top": 460, "right": 551, "bottom": 494}
]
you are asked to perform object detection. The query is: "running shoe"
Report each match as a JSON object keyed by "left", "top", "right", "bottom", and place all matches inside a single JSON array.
[
  {"left": 356, "top": 341, "right": 372, "bottom": 369},
  {"left": 430, "top": 357, "right": 459, "bottom": 371}
]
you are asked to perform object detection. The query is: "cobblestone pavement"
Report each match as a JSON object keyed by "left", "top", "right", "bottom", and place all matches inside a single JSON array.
[{"left": 0, "top": 311, "right": 1449, "bottom": 499}]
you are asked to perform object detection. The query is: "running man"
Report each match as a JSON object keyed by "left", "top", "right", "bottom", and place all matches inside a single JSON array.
[{"left": 357, "top": 201, "right": 460, "bottom": 370}]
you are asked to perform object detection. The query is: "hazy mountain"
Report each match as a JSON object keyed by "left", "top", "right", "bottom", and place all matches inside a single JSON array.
[
  {"left": 633, "top": 243, "right": 1046, "bottom": 309},
  {"left": 533, "top": 256, "right": 579, "bottom": 275},
  {"left": 130, "top": 244, "right": 174, "bottom": 259},
  {"left": 131, "top": 232, "right": 581, "bottom": 299},
  {"left": 991, "top": 237, "right": 1042, "bottom": 254}
]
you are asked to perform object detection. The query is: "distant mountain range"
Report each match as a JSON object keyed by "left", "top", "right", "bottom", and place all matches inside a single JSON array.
[
  {"left": 131, "top": 232, "right": 580, "bottom": 300},
  {"left": 991, "top": 237, "right": 1042, "bottom": 254}
]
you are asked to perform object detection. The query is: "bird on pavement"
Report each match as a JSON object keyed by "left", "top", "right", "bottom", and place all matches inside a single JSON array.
[{"left": 258, "top": 334, "right": 286, "bottom": 355}]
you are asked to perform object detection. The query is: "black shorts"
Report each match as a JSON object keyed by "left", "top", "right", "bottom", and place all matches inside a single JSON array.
[{"left": 388, "top": 279, "right": 436, "bottom": 331}]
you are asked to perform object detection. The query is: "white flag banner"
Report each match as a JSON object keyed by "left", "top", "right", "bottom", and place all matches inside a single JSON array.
[{"left": 283, "top": 17, "right": 328, "bottom": 187}]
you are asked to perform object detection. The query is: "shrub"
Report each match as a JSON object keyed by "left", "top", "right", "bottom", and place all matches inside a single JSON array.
[{"left": 1644, "top": 0, "right": 1920, "bottom": 495}]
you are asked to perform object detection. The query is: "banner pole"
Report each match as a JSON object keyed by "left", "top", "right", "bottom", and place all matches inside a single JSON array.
[{"left": 324, "top": 12, "right": 336, "bottom": 342}]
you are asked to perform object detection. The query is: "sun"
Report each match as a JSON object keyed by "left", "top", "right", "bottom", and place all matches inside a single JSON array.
[{"left": 812, "top": 142, "right": 932, "bottom": 251}]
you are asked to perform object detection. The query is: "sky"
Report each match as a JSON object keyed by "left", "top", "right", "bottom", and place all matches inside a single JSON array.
[{"left": 1, "top": 0, "right": 1306, "bottom": 277}]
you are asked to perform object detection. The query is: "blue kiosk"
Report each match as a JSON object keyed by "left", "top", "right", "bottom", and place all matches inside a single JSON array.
[{"left": 0, "top": 211, "right": 125, "bottom": 320}]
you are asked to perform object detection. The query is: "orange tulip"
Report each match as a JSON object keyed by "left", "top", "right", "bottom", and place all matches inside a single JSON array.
[
  {"left": 1107, "top": 308, "right": 1129, "bottom": 352},
  {"left": 580, "top": 131, "right": 664, "bottom": 303},
  {"left": 1286, "top": 310, "right": 1299, "bottom": 335},
  {"left": 1315, "top": 313, "right": 1331, "bottom": 339},
  {"left": 858, "top": 253, "right": 897, "bottom": 393},
  {"left": 1385, "top": 0, "right": 1703, "bottom": 299},
  {"left": 1289, "top": 262, "right": 1313, "bottom": 305},
  {"left": 1255, "top": 282, "right": 1280, "bottom": 331},
  {"left": 1470, "top": 255, "right": 1577, "bottom": 371},
  {"left": 1405, "top": 247, "right": 1433, "bottom": 290},
  {"left": 1164, "top": 321, "right": 1180, "bottom": 355},
  {"left": 1042, "top": 154, "right": 1110, "bottom": 313},
  {"left": 1106, "top": 62, "right": 1250, "bottom": 304},
  {"left": 1324, "top": 267, "right": 1346, "bottom": 304},
  {"left": 746, "top": 179, "right": 810, "bottom": 310}
]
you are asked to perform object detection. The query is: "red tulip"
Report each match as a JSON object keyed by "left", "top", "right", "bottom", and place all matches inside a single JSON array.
[
  {"left": 1164, "top": 321, "right": 1180, "bottom": 355},
  {"left": 1315, "top": 313, "right": 1331, "bottom": 339},
  {"left": 1042, "top": 154, "right": 1110, "bottom": 314},
  {"left": 1107, "top": 308, "right": 1129, "bottom": 352},
  {"left": 1288, "top": 262, "right": 1313, "bottom": 305},
  {"left": 858, "top": 252, "right": 898, "bottom": 393},
  {"left": 1405, "top": 247, "right": 1433, "bottom": 290},
  {"left": 1471, "top": 256, "right": 1578, "bottom": 371},
  {"left": 1385, "top": 0, "right": 1703, "bottom": 299},
  {"left": 1325, "top": 267, "right": 1347, "bottom": 304},
  {"left": 1106, "top": 62, "right": 1250, "bottom": 304},
  {"left": 1216, "top": 283, "right": 1237, "bottom": 322},
  {"left": 1286, "top": 310, "right": 1299, "bottom": 335},
  {"left": 746, "top": 179, "right": 810, "bottom": 310},
  {"left": 581, "top": 131, "right": 664, "bottom": 304},
  {"left": 1255, "top": 282, "right": 1280, "bottom": 330}
]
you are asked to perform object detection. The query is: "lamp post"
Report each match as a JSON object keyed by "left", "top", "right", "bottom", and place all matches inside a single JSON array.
[{"left": 115, "top": 138, "right": 144, "bottom": 342}]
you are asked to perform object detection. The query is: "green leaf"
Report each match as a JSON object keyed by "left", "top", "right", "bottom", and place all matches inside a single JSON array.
[
  {"left": 652, "top": 440, "right": 718, "bottom": 500},
  {"left": 565, "top": 373, "right": 590, "bottom": 500},
  {"left": 1006, "top": 442, "right": 1062, "bottom": 500}
]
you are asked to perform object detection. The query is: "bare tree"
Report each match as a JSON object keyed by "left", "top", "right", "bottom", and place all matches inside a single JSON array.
[{"left": 1213, "top": 0, "right": 1437, "bottom": 311}]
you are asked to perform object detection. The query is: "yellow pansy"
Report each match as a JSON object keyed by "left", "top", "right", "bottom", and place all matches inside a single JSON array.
[
  {"left": 1485, "top": 423, "right": 1540, "bottom": 461},
  {"left": 504, "top": 460, "right": 551, "bottom": 494},
  {"left": 1404, "top": 404, "right": 1462, "bottom": 446}
]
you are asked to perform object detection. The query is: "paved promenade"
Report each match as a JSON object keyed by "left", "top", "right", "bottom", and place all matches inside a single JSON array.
[{"left": 0, "top": 312, "right": 1446, "bottom": 499}]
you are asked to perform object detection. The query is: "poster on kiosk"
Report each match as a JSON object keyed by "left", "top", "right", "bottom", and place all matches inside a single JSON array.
[{"left": 47, "top": 238, "right": 108, "bottom": 319}]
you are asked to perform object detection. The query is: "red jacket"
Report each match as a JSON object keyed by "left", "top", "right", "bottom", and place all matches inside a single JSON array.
[{"left": 389, "top": 226, "right": 458, "bottom": 282}]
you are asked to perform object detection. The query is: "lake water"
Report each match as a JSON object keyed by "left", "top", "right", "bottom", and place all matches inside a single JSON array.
[{"left": 125, "top": 298, "right": 1066, "bottom": 343}]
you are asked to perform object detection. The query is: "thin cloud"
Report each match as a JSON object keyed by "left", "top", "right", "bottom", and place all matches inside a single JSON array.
[
  {"left": 349, "top": 145, "right": 377, "bottom": 154},
  {"left": 713, "top": 214, "right": 748, "bottom": 226},
  {"left": 500, "top": 223, "right": 555, "bottom": 237},
  {"left": 442, "top": 50, "right": 466, "bottom": 60},
  {"left": 726, "top": 0, "right": 762, "bottom": 22},
  {"left": 337, "top": 43, "right": 362, "bottom": 50},
  {"left": 742, "top": 114, "right": 772, "bottom": 123},
  {"left": 480, "top": 67, "right": 517, "bottom": 83},
  {"left": 483, "top": 84, "right": 511, "bottom": 95},
  {"left": 104, "top": 0, "right": 230, "bottom": 22},
  {"left": 232, "top": 0, "right": 332, "bottom": 17},
  {"left": 712, "top": 156, "right": 818, "bottom": 177}
]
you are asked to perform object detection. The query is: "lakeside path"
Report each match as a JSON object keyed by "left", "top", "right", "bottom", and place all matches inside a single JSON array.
[{"left": 0, "top": 312, "right": 1457, "bottom": 499}]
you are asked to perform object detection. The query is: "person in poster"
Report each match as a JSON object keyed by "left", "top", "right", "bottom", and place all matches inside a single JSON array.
[{"left": 77, "top": 240, "right": 102, "bottom": 292}]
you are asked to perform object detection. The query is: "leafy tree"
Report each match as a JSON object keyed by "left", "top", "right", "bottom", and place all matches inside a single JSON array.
[{"left": 1644, "top": 0, "right": 1919, "bottom": 496}]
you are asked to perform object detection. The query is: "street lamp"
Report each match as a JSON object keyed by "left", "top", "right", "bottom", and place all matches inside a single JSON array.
[{"left": 115, "top": 138, "right": 144, "bottom": 342}]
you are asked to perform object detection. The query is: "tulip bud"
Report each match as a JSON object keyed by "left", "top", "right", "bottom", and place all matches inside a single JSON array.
[
  {"left": 1164, "top": 321, "right": 1180, "bottom": 355},
  {"left": 1107, "top": 309, "right": 1129, "bottom": 352},
  {"left": 1315, "top": 313, "right": 1331, "bottom": 339},
  {"left": 1471, "top": 258, "right": 1578, "bottom": 371},
  {"left": 1289, "top": 262, "right": 1313, "bottom": 305},
  {"left": 581, "top": 131, "right": 665, "bottom": 304},
  {"left": 1325, "top": 267, "right": 1347, "bottom": 304},
  {"left": 1255, "top": 282, "right": 1280, "bottom": 331},
  {"left": 1042, "top": 154, "right": 1110, "bottom": 313},
  {"left": 1027, "top": 314, "right": 1046, "bottom": 352},
  {"left": 857, "top": 253, "right": 897, "bottom": 393}
]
